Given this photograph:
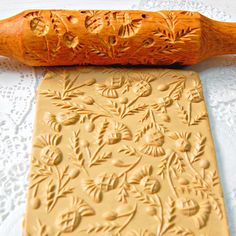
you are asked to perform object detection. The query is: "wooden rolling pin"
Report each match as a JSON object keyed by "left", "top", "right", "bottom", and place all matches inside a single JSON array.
[{"left": 0, "top": 9, "right": 235, "bottom": 66}]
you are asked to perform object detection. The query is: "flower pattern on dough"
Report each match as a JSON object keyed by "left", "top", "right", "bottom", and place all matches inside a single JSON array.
[{"left": 24, "top": 68, "right": 229, "bottom": 236}]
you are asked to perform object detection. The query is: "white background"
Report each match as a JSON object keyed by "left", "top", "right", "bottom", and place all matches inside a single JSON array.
[{"left": 0, "top": 0, "right": 235, "bottom": 235}]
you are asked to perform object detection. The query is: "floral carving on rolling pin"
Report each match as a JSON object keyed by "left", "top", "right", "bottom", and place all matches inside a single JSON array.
[
  {"left": 82, "top": 10, "right": 142, "bottom": 38},
  {"left": 153, "top": 11, "right": 199, "bottom": 44},
  {"left": 1, "top": 8, "right": 233, "bottom": 66},
  {"left": 25, "top": 11, "right": 49, "bottom": 37},
  {"left": 84, "top": 11, "right": 104, "bottom": 34},
  {"left": 26, "top": 68, "right": 228, "bottom": 235},
  {"left": 22, "top": 10, "right": 201, "bottom": 65}
]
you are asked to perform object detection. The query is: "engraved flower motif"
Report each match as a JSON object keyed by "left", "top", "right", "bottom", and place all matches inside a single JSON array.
[
  {"left": 56, "top": 197, "right": 94, "bottom": 233},
  {"left": 57, "top": 209, "right": 81, "bottom": 233},
  {"left": 94, "top": 173, "right": 119, "bottom": 191},
  {"left": 176, "top": 198, "right": 199, "bottom": 216},
  {"left": 118, "top": 17, "right": 142, "bottom": 39},
  {"left": 63, "top": 32, "right": 79, "bottom": 49},
  {"left": 40, "top": 146, "right": 62, "bottom": 166},
  {"left": 25, "top": 12, "right": 50, "bottom": 36},
  {"left": 84, "top": 10, "right": 104, "bottom": 34},
  {"left": 28, "top": 16, "right": 49, "bottom": 37},
  {"left": 44, "top": 111, "right": 79, "bottom": 131},
  {"left": 185, "top": 81, "right": 203, "bottom": 103},
  {"left": 168, "top": 132, "right": 191, "bottom": 152},
  {"left": 81, "top": 173, "right": 118, "bottom": 203},
  {"left": 33, "top": 134, "right": 62, "bottom": 166},
  {"left": 176, "top": 198, "right": 211, "bottom": 229},
  {"left": 104, "top": 122, "right": 132, "bottom": 145},
  {"left": 132, "top": 80, "right": 152, "bottom": 97},
  {"left": 32, "top": 17, "right": 49, "bottom": 36},
  {"left": 107, "top": 11, "right": 142, "bottom": 39},
  {"left": 140, "top": 130, "right": 165, "bottom": 157},
  {"left": 129, "top": 165, "right": 161, "bottom": 194},
  {"left": 96, "top": 75, "right": 124, "bottom": 98},
  {"left": 140, "top": 176, "right": 160, "bottom": 194}
]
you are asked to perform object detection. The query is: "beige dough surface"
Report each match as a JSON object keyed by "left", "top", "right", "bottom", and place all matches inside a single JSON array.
[{"left": 23, "top": 67, "right": 229, "bottom": 236}]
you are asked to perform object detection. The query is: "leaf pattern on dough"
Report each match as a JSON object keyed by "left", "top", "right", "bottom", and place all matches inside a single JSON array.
[
  {"left": 80, "top": 222, "right": 120, "bottom": 233},
  {"left": 27, "top": 68, "right": 227, "bottom": 235},
  {"left": 89, "top": 152, "right": 112, "bottom": 167}
]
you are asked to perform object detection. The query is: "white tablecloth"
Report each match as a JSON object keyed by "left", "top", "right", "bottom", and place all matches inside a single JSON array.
[{"left": 0, "top": 0, "right": 235, "bottom": 235}]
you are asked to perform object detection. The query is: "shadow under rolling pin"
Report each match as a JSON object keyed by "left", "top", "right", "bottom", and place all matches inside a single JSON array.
[{"left": 0, "top": 9, "right": 235, "bottom": 66}]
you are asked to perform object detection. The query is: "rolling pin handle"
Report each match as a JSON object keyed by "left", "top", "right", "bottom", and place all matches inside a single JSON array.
[{"left": 210, "top": 19, "right": 236, "bottom": 55}]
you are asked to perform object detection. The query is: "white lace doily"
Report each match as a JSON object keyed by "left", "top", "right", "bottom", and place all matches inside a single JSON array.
[{"left": 0, "top": 0, "right": 235, "bottom": 235}]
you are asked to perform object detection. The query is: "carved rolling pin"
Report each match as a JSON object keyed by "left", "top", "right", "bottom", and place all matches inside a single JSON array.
[{"left": 0, "top": 9, "right": 235, "bottom": 66}]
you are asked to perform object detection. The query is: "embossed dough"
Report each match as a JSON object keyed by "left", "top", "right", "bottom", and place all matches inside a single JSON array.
[{"left": 24, "top": 68, "right": 230, "bottom": 236}]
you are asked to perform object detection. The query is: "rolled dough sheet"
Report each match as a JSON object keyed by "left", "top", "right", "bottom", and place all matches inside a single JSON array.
[{"left": 23, "top": 67, "right": 230, "bottom": 236}]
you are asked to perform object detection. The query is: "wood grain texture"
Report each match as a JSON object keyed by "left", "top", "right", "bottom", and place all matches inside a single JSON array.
[{"left": 0, "top": 9, "right": 235, "bottom": 66}]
